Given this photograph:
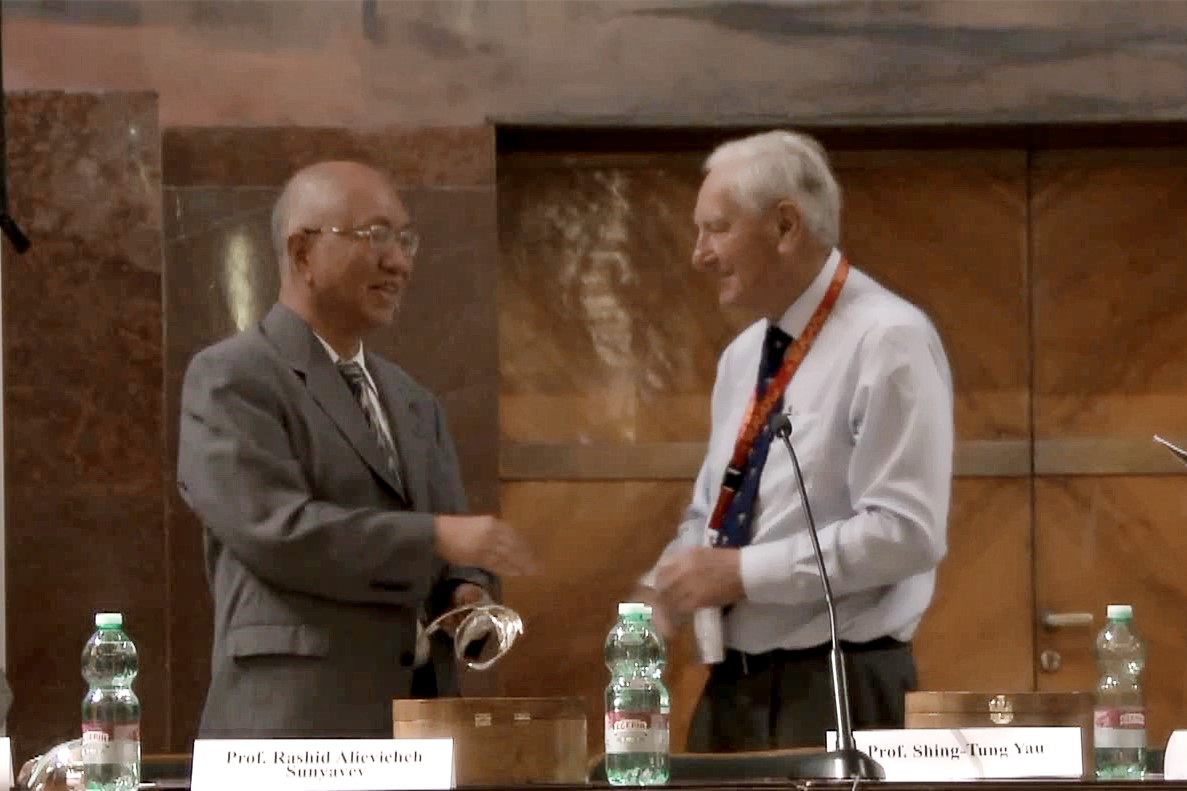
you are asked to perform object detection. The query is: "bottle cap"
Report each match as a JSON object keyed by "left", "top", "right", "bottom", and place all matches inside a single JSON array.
[
  {"left": 1106, "top": 604, "right": 1133, "bottom": 621},
  {"left": 95, "top": 612, "right": 123, "bottom": 628},
  {"left": 618, "top": 602, "right": 652, "bottom": 618}
]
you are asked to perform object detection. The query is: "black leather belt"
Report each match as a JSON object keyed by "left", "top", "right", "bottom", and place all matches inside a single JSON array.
[{"left": 722, "top": 636, "right": 909, "bottom": 676}]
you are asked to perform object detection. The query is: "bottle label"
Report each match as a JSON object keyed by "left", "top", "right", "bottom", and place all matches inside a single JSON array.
[
  {"left": 82, "top": 722, "right": 140, "bottom": 764},
  {"left": 1093, "top": 707, "right": 1146, "bottom": 749},
  {"left": 604, "top": 712, "right": 668, "bottom": 754}
]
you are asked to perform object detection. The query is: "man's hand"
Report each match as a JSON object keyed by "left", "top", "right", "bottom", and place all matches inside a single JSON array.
[
  {"left": 440, "top": 581, "right": 492, "bottom": 631},
  {"left": 451, "top": 581, "right": 491, "bottom": 609},
  {"left": 629, "top": 585, "right": 683, "bottom": 641},
  {"left": 434, "top": 515, "right": 538, "bottom": 577},
  {"left": 653, "top": 546, "right": 744, "bottom": 616}
]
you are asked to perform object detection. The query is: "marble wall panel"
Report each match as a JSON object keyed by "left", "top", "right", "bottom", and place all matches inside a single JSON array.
[
  {"left": 163, "top": 127, "right": 493, "bottom": 189},
  {"left": 3, "top": 92, "right": 165, "bottom": 760},
  {"left": 161, "top": 186, "right": 276, "bottom": 750}
]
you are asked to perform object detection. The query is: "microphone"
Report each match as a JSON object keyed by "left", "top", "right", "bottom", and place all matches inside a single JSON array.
[{"left": 768, "top": 411, "right": 885, "bottom": 781}]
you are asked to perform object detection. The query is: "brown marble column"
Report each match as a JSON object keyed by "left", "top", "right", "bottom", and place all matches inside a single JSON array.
[{"left": 2, "top": 91, "right": 165, "bottom": 760}]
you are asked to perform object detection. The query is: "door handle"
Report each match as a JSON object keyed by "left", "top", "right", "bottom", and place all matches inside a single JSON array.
[{"left": 1040, "top": 610, "right": 1094, "bottom": 630}]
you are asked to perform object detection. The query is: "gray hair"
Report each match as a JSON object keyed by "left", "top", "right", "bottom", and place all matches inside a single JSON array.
[
  {"left": 704, "top": 130, "right": 842, "bottom": 248},
  {"left": 271, "top": 179, "right": 296, "bottom": 278}
]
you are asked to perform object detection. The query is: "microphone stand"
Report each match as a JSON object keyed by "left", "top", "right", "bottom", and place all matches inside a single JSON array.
[{"left": 771, "top": 412, "right": 885, "bottom": 781}]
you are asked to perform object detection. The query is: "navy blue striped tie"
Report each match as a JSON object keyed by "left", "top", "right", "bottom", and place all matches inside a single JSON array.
[{"left": 715, "top": 325, "right": 792, "bottom": 548}]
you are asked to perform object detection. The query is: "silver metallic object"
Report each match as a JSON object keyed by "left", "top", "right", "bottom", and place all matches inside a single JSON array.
[
  {"left": 421, "top": 602, "right": 524, "bottom": 670},
  {"left": 17, "top": 738, "right": 84, "bottom": 791}
]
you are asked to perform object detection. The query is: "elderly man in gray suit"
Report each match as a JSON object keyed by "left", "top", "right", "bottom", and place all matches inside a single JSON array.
[{"left": 178, "top": 160, "right": 536, "bottom": 738}]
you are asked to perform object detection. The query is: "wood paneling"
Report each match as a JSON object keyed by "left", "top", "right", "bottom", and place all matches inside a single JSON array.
[
  {"left": 500, "top": 442, "right": 707, "bottom": 481},
  {"left": 1032, "top": 147, "right": 1187, "bottom": 747},
  {"left": 500, "top": 438, "right": 1187, "bottom": 480},
  {"left": 497, "top": 160, "right": 727, "bottom": 445},
  {"left": 497, "top": 482, "right": 706, "bottom": 754},
  {"left": 1034, "top": 478, "right": 1187, "bottom": 747},
  {"left": 1035, "top": 438, "right": 1187, "bottom": 476},
  {"left": 913, "top": 480, "right": 1034, "bottom": 693},
  {"left": 499, "top": 440, "right": 1045, "bottom": 480},
  {"left": 1032, "top": 148, "right": 1187, "bottom": 441},
  {"left": 834, "top": 149, "right": 1029, "bottom": 443}
]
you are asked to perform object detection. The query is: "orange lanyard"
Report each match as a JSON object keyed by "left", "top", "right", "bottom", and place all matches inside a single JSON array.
[{"left": 707, "top": 256, "right": 850, "bottom": 535}]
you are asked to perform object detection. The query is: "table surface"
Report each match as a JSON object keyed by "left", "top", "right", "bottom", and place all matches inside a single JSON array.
[{"left": 141, "top": 780, "right": 1187, "bottom": 790}]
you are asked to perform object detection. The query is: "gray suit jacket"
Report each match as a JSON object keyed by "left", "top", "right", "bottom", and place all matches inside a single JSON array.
[{"left": 178, "top": 304, "right": 493, "bottom": 737}]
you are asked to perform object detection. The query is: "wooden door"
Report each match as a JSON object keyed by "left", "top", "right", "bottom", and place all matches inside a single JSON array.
[{"left": 1031, "top": 148, "right": 1187, "bottom": 749}]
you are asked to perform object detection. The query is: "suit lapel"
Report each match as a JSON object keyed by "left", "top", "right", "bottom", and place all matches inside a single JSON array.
[
  {"left": 367, "top": 352, "right": 429, "bottom": 510},
  {"left": 260, "top": 305, "right": 408, "bottom": 502}
]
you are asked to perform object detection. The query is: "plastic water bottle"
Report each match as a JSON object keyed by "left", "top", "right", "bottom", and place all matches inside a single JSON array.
[
  {"left": 644, "top": 607, "right": 670, "bottom": 758},
  {"left": 1093, "top": 603, "right": 1146, "bottom": 779},
  {"left": 81, "top": 612, "right": 141, "bottom": 791},
  {"left": 604, "top": 602, "right": 669, "bottom": 786}
]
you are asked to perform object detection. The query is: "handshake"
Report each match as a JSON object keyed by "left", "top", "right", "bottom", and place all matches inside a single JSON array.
[
  {"left": 431, "top": 516, "right": 745, "bottom": 646},
  {"left": 433, "top": 513, "right": 745, "bottom": 634},
  {"left": 427, "top": 515, "right": 535, "bottom": 671},
  {"left": 433, "top": 514, "right": 538, "bottom": 577}
]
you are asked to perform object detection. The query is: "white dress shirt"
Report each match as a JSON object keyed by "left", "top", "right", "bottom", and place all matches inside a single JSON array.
[
  {"left": 313, "top": 335, "right": 398, "bottom": 453},
  {"left": 646, "top": 248, "right": 954, "bottom": 655}
]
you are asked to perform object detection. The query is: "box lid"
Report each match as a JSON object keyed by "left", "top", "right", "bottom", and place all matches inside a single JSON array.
[
  {"left": 392, "top": 696, "right": 585, "bottom": 724},
  {"left": 905, "top": 691, "right": 1091, "bottom": 716}
]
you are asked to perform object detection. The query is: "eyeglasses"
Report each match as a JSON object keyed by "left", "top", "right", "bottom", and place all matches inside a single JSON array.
[{"left": 303, "top": 223, "right": 420, "bottom": 258}]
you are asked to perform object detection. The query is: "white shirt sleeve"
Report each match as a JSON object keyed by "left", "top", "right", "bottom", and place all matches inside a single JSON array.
[{"left": 738, "top": 322, "right": 954, "bottom": 605}]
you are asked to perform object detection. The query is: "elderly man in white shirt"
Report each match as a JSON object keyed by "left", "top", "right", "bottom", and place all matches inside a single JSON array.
[{"left": 637, "top": 130, "right": 954, "bottom": 751}]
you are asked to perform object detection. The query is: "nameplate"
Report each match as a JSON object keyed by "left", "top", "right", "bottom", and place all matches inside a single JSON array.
[
  {"left": 826, "top": 727, "right": 1083, "bottom": 780},
  {"left": 1164, "top": 730, "right": 1187, "bottom": 779},
  {"left": 0, "top": 737, "right": 11, "bottom": 791},
  {"left": 191, "top": 738, "right": 454, "bottom": 791}
]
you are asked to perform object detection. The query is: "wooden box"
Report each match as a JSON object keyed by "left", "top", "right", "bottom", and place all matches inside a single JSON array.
[
  {"left": 905, "top": 691, "right": 1093, "bottom": 777},
  {"left": 392, "top": 697, "right": 587, "bottom": 785}
]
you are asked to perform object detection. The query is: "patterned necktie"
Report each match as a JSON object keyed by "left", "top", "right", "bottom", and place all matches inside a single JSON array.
[
  {"left": 338, "top": 361, "right": 423, "bottom": 662},
  {"left": 337, "top": 360, "right": 403, "bottom": 488},
  {"left": 714, "top": 324, "right": 793, "bottom": 548}
]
